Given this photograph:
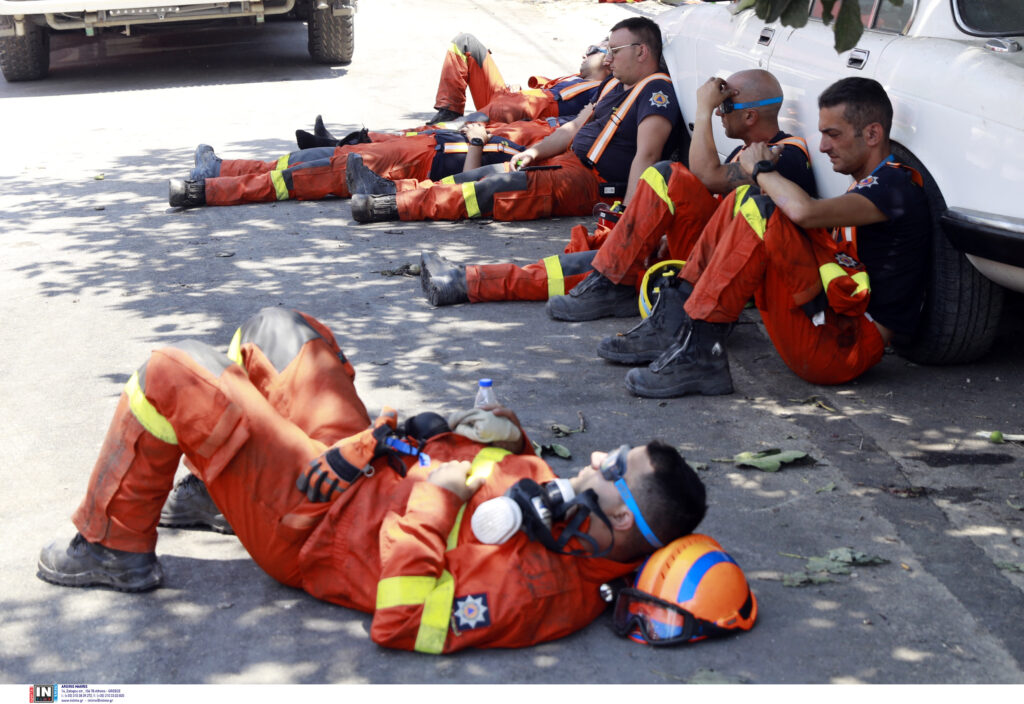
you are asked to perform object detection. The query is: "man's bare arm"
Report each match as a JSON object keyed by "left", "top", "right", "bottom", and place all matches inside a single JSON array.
[{"left": 622, "top": 114, "right": 674, "bottom": 205}]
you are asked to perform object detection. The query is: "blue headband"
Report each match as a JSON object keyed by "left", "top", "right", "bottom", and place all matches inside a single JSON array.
[{"left": 613, "top": 477, "right": 663, "bottom": 548}]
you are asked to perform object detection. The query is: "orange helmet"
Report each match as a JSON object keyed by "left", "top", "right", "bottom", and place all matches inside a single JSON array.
[{"left": 612, "top": 534, "right": 757, "bottom": 645}]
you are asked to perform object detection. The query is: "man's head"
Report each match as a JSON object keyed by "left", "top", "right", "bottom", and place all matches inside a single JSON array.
[
  {"left": 606, "top": 17, "right": 664, "bottom": 85},
  {"left": 716, "top": 69, "right": 783, "bottom": 142},
  {"left": 817, "top": 77, "right": 893, "bottom": 177},
  {"left": 579, "top": 40, "right": 611, "bottom": 80},
  {"left": 571, "top": 440, "right": 707, "bottom": 562}
]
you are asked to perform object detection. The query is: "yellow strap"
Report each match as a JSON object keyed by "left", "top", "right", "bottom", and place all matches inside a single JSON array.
[
  {"left": 269, "top": 171, "right": 290, "bottom": 201},
  {"left": 461, "top": 182, "right": 481, "bottom": 218},
  {"left": 819, "top": 263, "right": 871, "bottom": 296},
  {"left": 226, "top": 328, "right": 244, "bottom": 367},
  {"left": 640, "top": 165, "right": 674, "bottom": 215},
  {"left": 125, "top": 371, "right": 178, "bottom": 445},
  {"left": 543, "top": 255, "right": 566, "bottom": 298},
  {"left": 732, "top": 185, "right": 768, "bottom": 238}
]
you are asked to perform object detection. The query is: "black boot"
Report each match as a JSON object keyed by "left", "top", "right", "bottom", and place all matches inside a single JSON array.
[
  {"left": 420, "top": 252, "right": 468, "bottom": 306},
  {"left": 190, "top": 144, "right": 221, "bottom": 180},
  {"left": 346, "top": 153, "right": 397, "bottom": 195},
  {"left": 426, "top": 107, "right": 463, "bottom": 125},
  {"left": 624, "top": 319, "right": 734, "bottom": 398},
  {"left": 351, "top": 193, "right": 399, "bottom": 223},
  {"left": 338, "top": 127, "right": 371, "bottom": 146},
  {"left": 159, "top": 474, "right": 234, "bottom": 535},
  {"left": 546, "top": 272, "right": 638, "bottom": 321},
  {"left": 37, "top": 533, "right": 163, "bottom": 592},
  {"left": 296, "top": 129, "right": 340, "bottom": 150},
  {"left": 598, "top": 280, "right": 693, "bottom": 364},
  {"left": 313, "top": 114, "right": 334, "bottom": 139},
  {"left": 169, "top": 178, "right": 205, "bottom": 208}
]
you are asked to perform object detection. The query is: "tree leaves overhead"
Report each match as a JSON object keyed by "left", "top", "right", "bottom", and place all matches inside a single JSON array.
[{"left": 735, "top": 0, "right": 907, "bottom": 55}]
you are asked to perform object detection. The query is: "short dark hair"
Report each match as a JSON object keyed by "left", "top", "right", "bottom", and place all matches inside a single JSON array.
[
  {"left": 635, "top": 440, "right": 707, "bottom": 546},
  {"left": 611, "top": 16, "right": 663, "bottom": 64},
  {"left": 818, "top": 77, "right": 893, "bottom": 136}
]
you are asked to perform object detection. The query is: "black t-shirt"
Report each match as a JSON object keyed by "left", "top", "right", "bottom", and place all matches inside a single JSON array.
[
  {"left": 844, "top": 161, "right": 930, "bottom": 337},
  {"left": 571, "top": 75, "right": 681, "bottom": 182},
  {"left": 726, "top": 131, "right": 819, "bottom": 198}
]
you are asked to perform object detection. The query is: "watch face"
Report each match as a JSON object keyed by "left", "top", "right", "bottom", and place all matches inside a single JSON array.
[{"left": 470, "top": 138, "right": 484, "bottom": 146}]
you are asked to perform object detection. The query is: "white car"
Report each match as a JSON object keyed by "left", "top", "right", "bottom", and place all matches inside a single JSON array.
[
  {"left": 658, "top": 0, "right": 1024, "bottom": 364},
  {"left": 0, "top": 0, "right": 356, "bottom": 81}
]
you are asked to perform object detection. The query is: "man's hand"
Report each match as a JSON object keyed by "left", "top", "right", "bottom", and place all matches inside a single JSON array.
[
  {"left": 510, "top": 148, "right": 538, "bottom": 171},
  {"left": 428, "top": 460, "right": 486, "bottom": 502},
  {"left": 696, "top": 76, "right": 736, "bottom": 118},
  {"left": 460, "top": 122, "right": 489, "bottom": 143},
  {"left": 738, "top": 141, "right": 781, "bottom": 178}
]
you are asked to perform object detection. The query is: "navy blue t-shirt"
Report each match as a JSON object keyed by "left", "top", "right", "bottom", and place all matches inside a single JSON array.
[
  {"left": 550, "top": 77, "right": 603, "bottom": 118},
  {"left": 572, "top": 75, "right": 681, "bottom": 183},
  {"left": 726, "top": 131, "right": 819, "bottom": 198},
  {"left": 844, "top": 161, "right": 930, "bottom": 337}
]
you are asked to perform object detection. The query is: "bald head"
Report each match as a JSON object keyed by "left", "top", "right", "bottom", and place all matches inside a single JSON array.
[{"left": 727, "top": 69, "right": 783, "bottom": 119}]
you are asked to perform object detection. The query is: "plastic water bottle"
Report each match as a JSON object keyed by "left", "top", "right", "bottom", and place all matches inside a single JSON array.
[{"left": 474, "top": 378, "right": 498, "bottom": 408}]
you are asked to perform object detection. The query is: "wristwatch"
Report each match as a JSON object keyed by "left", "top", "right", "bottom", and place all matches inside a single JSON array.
[
  {"left": 469, "top": 137, "right": 485, "bottom": 147},
  {"left": 751, "top": 159, "right": 776, "bottom": 184}
]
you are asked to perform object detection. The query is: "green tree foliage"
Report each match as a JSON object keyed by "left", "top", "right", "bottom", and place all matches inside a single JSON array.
[{"left": 732, "top": 0, "right": 904, "bottom": 53}]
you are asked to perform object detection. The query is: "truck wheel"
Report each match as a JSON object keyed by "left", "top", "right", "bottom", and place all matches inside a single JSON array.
[
  {"left": 891, "top": 143, "right": 1004, "bottom": 365},
  {"left": 0, "top": 17, "right": 50, "bottom": 82},
  {"left": 308, "top": 8, "right": 354, "bottom": 65}
]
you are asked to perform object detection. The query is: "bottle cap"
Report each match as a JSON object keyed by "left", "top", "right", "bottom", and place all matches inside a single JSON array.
[
  {"left": 479, "top": 378, "right": 493, "bottom": 388},
  {"left": 471, "top": 496, "right": 523, "bottom": 544}
]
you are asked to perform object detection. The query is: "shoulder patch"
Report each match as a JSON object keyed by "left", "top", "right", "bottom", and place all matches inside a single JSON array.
[
  {"left": 835, "top": 252, "right": 860, "bottom": 268},
  {"left": 649, "top": 91, "right": 671, "bottom": 109},
  {"left": 854, "top": 175, "right": 879, "bottom": 189},
  {"left": 453, "top": 593, "right": 491, "bottom": 630}
]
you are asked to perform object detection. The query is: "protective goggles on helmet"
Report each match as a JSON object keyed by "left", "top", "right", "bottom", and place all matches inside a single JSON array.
[
  {"left": 719, "top": 95, "right": 783, "bottom": 114},
  {"left": 600, "top": 445, "right": 662, "bottom": 548},
  {"left": 612, "top": 587, "right": 707, "bottom": 645}
]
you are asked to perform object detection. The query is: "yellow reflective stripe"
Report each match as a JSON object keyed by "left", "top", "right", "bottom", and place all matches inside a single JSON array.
[
  {"left": 125, "top": 371, "right": 177, "bottom": 445},
  {"left": 852, "top": 270, "right": 870, "bottom": 294},
  {"left": 733, "top": 185, "right": 767, "bottom": 238},
  {"left": 405, "top": 131, "right": 420, "bottom": 137},
  {"left": 444, "top": 143, "right": 470, "bottom": 154},
  {"left": 640, "top": 166, "right": 674, "bottom": 215},
  {"left": 450, "top": 42, "right": 465, "bottom": 61},
  {"left": 275, "top": 154, "right": 289, "bottom": 170},
  {"left": 440, "top": 175, "right": 456, "bottom": 185},
  {"left": 461, "top": 182, "right": 481, "bottom": 218},
  {"left": 414, "top": 570, "right": 455, "bottom": 653},
  {"left": 270, "top": 171, "right": 290, "bottom": 201},
  {"left": 226, "top": 328, "right": 244, "bottom": 367},
  {"left": 376, "top": 575, "right": 436, "bottom": 609},
  {"left": 543, "top": 255, "right": 565, "bottom": 297},
  {"left": 819, "top": 264, "right": 871, "bottom": 295},
  {"left": 466, "top": 446, "right": 510, "bottom": 487}
]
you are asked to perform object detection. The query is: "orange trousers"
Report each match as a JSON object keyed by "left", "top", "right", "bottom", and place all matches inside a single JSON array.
[
  {"left": 397, "top": 152, "right": 608, "bottom": 222},
  {"left": 71, "top": 309, "right": 370, "bottom": 587},
  {"left": 434, "top": 32, "right": 507, "bottom": 114},
  {"left": 205, "top": 134, "right": 435, "bottom": 206},
  {"left": 682, "top": 190, "right": 885, "bottom": 385}
]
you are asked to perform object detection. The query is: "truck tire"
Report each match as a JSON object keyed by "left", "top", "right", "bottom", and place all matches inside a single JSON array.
[
  {"left": 308, "top": 8, "right": 354, "bottom": 65},
  {"left": 891, "top": 143, "right": 1004, "bottom": 365},
  {"left": 0, "top": 17, "right": 50, "bottom": 82}
]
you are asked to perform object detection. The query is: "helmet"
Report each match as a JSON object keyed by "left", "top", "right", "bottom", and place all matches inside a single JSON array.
[
  {"left": 612, "top": 534, "right": 757, "bottom": 645},
  {"left": 638, "top": 260, "right": 686, "bottom": 318}
]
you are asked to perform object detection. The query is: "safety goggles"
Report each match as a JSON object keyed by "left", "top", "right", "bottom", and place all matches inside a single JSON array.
[
  {"left": 612, "top": 587, "right": 702, "bottom": 646},
  {"left": 600, "top": 445, "right": 662, "bottom": 548},
  {"left": 719, "top": 96, "right": 783, "bottom": 114},
  {"left": 585, "top": 45, "right": 608, "bottom": 57}
]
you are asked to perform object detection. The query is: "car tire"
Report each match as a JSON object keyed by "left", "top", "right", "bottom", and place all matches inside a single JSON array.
[
  {"left": 0, "top": 17, "right": 50, "bottom": 82},
  {"left": 891, "top": 143, "right": 1004, "bottom": 365},
  {"left": 308, "top": 8, "right": 354, "bottom": 65}
]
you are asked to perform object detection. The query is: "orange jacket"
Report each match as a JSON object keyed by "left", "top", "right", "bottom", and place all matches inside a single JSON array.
[{"left": 297, "top": 432, "right": 636, "bottom": 653}]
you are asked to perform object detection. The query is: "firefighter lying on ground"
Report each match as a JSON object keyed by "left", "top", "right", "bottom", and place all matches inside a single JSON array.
[{"left": 36, "top": 307, "right": 708, "bottom": 653}]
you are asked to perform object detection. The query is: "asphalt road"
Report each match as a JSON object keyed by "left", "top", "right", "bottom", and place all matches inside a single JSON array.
[{"left": 1, "top": 0, "right": 1023, "bottom": 686}]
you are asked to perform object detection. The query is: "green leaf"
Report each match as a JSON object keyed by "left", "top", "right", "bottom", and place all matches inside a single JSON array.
[
  {"left": 779, "top": 0, "right": 810, "bottom": 28},
  {"left": 825, "top": 547, "right": 890, "bottom": 566},
  {"left": 816, "top": 482, "right": 837, "bottom": 493},
  {"left": 833, "top": 0, "right": 865, "bottom": 53},
  {"left": 806, "top": 556, "right": 851, "bottom": 575},
  {"left": 734, "top": 449, "right": 808, "bottom": 472},
  {"left": 996, "top": 561, "right": 1024, "bottom": 573},
  {"left": 550, "top": 443, "right": 572, "bottom": 459},
  {"left": 820, "top": 0, "right": 839, "bottom": 24},
  {"left": 550, "top": 423, "right": 573, "bottom": 438}
]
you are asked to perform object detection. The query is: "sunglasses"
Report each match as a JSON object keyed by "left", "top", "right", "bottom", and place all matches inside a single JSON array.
[
  {"left": 600, "top": 445, "right": 662, "bottom": 548},
  {"left": 719, "top": 96, "right": 783, "bottom": 114},
  {"left": 585, "top": 45, "right": 608, "bottom": 57}
]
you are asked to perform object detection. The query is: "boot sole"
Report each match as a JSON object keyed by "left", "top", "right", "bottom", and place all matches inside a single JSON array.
[
  {"left": 597, "top": 347, "right": 662, "bottom": 365},
  {"left": 159, "top": 512, "right": 235, "bottom": 535},
  {"left": 625, "top": 373, "right": 734, "bottom": 398},
  {"left": 546, "top": 298, "right": 638, "bottom": 322},
  {"left": 37, "top": 560, "right": 164, "bottom": 592}
]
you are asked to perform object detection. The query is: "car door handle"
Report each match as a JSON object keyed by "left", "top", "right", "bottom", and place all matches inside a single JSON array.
[
  {"left": 847, "top": 48, "right": 870, "bottom": 70},
  {"left": 758, "top": 28, "right": 774, "bottom": 46}
]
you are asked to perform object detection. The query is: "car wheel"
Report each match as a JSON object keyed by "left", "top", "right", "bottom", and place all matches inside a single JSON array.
[
  {"left": 308, "top": 8, "right": 354, "bottom": 65},
  {"left": 0, "top": 17, "right": 50, "bottom": 82},
  {"left": 891, "top": 143, "right": 1004, "bottom": 365}
]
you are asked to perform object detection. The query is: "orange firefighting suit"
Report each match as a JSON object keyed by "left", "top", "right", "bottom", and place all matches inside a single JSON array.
[
  {"left": 203, "top": 121, "right": 556, "bottom": 207},
  {"left": 70, "top": 307, "right": 633, "bottom": 652},
  {"left": 681, "top": 186, "right": 885, "bottom": 385}
]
